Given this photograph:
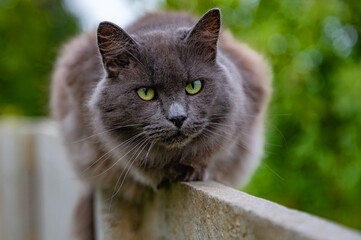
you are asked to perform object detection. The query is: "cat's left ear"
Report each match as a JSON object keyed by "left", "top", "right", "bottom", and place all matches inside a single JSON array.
[
  {"left": 97, "top": 21, "right": 139, "bottom": 77},
  {"left": 186, "top": 8, "right": 221, "bottom": 62}
]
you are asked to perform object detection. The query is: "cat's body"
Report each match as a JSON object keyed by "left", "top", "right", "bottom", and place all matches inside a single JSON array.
[{"left": 51, "top": 9, "right": 270, "bottom": 239}]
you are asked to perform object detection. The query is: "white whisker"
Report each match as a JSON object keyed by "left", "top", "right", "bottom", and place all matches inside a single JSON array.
[
  {"left": 80, "top": 132, "right": 145, "bottom": 175},
  {"left": 73, "top": 123, "right": 143, "bottom": 143},
  {"left": 111, "top": 139, "right": 149, "bottom": 198},
  {"left": 94, "top": 136, "right": 147, "bottom": 177}
]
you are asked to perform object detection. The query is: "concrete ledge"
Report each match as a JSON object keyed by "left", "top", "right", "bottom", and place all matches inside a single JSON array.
[{"left": 95, "top": 181, "right": 361, "bottom": 240}]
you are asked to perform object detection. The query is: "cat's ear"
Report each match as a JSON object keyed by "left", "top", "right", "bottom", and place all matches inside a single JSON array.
[
  {"left": 186, "top": 8, "right": 221, "bottom": 62},
  {"left": 97, "top": 21, "right": 138, "bottom": 77}
]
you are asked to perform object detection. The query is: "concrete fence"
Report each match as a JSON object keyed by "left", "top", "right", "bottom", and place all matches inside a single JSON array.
[{"left": 0, "top": 118, "right": 360, "bottom": 240}]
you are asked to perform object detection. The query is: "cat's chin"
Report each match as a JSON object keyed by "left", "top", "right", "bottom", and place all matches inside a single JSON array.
[{"left": 161, "top": 131, "right": 194, "bottom": 149}]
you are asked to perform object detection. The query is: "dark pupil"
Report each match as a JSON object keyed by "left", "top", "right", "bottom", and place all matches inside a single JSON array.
[
  {"left": 143, "top": 88, "right": 148, "bottom": 95},
  {"left": 191, "top": 82, "right": 195, "bottom": 89}
]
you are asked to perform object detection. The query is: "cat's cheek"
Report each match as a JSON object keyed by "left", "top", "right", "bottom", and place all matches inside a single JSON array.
[
  {"left": 87, "top": 77, "right": 108, "bottom": 114},
  {"left": 189, "top": 97, "right": 213, "bottom": 118}
]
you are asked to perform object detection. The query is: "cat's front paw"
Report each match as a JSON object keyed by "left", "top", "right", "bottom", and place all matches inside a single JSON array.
[
  {"left": 183, "top": 167, "right": 206, "bottom": 181},
  {"left": 157, "top": 165, "right": 206, "bottom": 189},
  {"left": 174, "top": 164, "right": 207, "bottom": 182}
]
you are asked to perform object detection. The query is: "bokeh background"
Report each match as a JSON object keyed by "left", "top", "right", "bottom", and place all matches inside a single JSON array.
[{"left": 1, "top": 0, "right": 360, "bottom": 231}]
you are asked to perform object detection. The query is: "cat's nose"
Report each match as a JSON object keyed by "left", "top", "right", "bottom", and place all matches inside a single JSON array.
[
  {"left": 168, "top": 102, "right": 187, "bottom": 128},
  {"left": 168, "top": 115, "right": 187, "bottom": 128}
]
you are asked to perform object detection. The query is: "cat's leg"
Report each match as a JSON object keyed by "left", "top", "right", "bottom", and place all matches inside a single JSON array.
[{"left": 72, "top": 184, "right": 94, "bottom": 240}]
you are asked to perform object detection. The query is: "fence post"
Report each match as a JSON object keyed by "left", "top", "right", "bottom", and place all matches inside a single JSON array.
[
  {"left": 33, "top": 120, "right": 82, "bottom": 240},
  {"left": 0, "top": 119, "right": 82, "bottom": 240},
  {"left": 0, "top": 119, "right": 37, "bottom": 240}
]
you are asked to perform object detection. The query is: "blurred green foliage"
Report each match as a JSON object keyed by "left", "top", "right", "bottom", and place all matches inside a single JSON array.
[
  {"left": 0, "top": 0, "right": 78, "bottom": 116},
  {"left": 163, "top": 0, "right": 361, "bottom": 230},
  {"left": 1, "top": 0, "right": 360, "bottom": 231}
]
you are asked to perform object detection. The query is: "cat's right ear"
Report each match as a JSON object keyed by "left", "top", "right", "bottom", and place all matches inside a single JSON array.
[
  {"left": 97, "top": 21, "right": 138, "bottom": 77},
  {"left": 185, "top": 8, "right": 221, "bottom": 63}
]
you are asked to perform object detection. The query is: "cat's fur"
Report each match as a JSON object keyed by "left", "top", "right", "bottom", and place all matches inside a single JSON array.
[{"left": 51, "top": 8, "right": 271, "bottom": 239}]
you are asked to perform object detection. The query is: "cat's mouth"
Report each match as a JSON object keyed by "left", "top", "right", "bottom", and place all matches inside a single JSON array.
[{"left": 167, "top": 131, "right": 187, "bottom": 141}]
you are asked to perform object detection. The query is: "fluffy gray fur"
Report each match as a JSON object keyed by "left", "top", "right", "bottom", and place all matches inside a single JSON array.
[{"left": 51, "top": 8, "right": 271, "bottom": 197}]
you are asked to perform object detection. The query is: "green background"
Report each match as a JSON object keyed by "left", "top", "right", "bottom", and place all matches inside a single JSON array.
[{"left": 1, "top": 0, "right": 360, "bottom": 230}]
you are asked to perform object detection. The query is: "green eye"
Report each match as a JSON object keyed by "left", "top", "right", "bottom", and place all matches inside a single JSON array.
[
  {"left": 186, "top": 80, "right": 202, "bottom": 95},
  {"left": 137, "top": 88, "right": 155, "bottom": 101}
]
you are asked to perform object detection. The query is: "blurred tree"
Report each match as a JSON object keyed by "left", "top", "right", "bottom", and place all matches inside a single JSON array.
[
  {"left": 0, "top": 0, "right": 78, "bottom": 116},
  {"left": 163, "top": 0, "right": 361, "bottom": 230}
]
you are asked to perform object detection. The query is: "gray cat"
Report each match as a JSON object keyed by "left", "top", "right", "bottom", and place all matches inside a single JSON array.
[{"left": 51, "top": 8, "right": 271, "bottom": 239}]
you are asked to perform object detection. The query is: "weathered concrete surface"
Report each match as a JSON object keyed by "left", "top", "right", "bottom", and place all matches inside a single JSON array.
[{"left": 95, "top": 181, "right": 361, "bottom": 240}]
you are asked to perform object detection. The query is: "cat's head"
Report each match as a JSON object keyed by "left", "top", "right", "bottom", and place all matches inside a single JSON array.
[{"left": 90, "top": 9, "right": 235, "bottom": 155}]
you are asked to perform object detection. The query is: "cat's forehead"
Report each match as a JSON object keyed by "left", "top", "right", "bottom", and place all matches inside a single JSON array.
[
  {"left": 135, "top": 30, "right": 189, "bottom": 84},
  {"left": 135, "top": 30, "right": 184, "bottom": 55}
]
